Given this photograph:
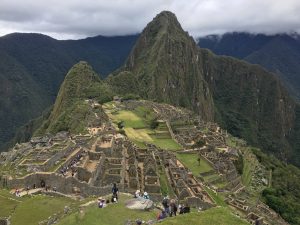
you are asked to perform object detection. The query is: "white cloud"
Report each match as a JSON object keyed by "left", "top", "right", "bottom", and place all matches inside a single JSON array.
[{"left": 0, "top": 0, "right": 299, "bottom": 39}]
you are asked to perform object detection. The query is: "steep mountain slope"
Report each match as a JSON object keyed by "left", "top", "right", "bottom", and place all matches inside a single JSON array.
[
  {"left": 108, "top": 11, "right": 214, "bottom": 121},
  {"left": 199, "top": 49, "right": 297, "bottom": 163},
  {"left": 0, "top": 51, "right": 47, "bottom": 147},
  {"left": 198, "top": 33, "right": 300, "bottom": 100},
  {"left": 0, "top": 33, "right": 137, "bottom": 149},
  {"left": 37, "top": 61, "right": 111, "bottom": 135},
  {"left": 108, "top": 11, "right": 299, "bottom": 166}
]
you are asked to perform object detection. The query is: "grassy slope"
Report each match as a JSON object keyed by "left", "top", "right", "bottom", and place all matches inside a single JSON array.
[
  {"left": 0, "top": 190, "right": 20, "bottom": 218},
  {"left": 104, "top": 103, "right": 182, "bottom": 150},
  {"left": 0, "top": 189, "right": 77, "bottom": 225},
  {"left": 160, "top": 207, "right": 248, "bottom": 225},
  {"left": 58, "top": 194, "right": 157, "bottom": 225},
  {"left": 58, "top": 194, "right": 248, "bottom": 225},
  {"left": 11, "top": 195, "right": 76, "bottom": 225},
  {"left": 176, "top": 153, "right": 213, "bottom": 174}
]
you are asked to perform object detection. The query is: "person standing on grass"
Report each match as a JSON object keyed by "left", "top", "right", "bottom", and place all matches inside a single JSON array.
[
  {"left": 162, "top": 196, "right": 170, "bottom": 214},
  {"left": 112, "top": 183, "right": 119, "bottom": 201},
  {"left": 169, "top": 199, "right": 178, "bottom": 217}
]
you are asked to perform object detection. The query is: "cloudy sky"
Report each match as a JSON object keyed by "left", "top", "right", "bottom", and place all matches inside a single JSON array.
[{"left": 0, "top": 0, "right": 299, "bottom": 39}]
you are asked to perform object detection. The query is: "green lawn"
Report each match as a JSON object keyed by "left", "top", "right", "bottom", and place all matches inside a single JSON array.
[
  {"left": 160, "top": 207, "right": 249, "bottom": 225},
  {"left": 176, "top": 153, "right": 213, "bottom": 175},
  {"left": 0, "top": 194, "right": 19, "bottom": 218},
  {"left": 105, "top": 104, "right": 182, "bottom": 150},
  {"left": 0, "top": 189, "right": 77, "bottom": 225},
  {"left": 10, "top": 195, "right": 76, "bottom": 225},
  {"left": 58, "top": 194, "right": 158, "bottom": 225},
  {"left": 113, "top": 110, "right": 146, "bottom": 128}
]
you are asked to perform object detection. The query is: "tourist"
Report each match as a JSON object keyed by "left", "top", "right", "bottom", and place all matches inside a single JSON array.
[
  {"left": 157, "top": 210, "right": 167, "bottom": 221},
  {"left": 162, "top": 197, "right": 169, "bottom": 214},
  {"left": 134, "top": 190, "right": 141, "bottom": 198},
  {"left": 111, "top": 193, "right": 118, "bottom": 203},
  {"left": 182, "top": 204, "right": 190, "bottom": 214},
  {"left": 135, "top": 219, "right": 143, "bottom": 225},
  {"left": 98, "top": 198, "right": 106, "bottom": 208},
  {"left": 169, "top": 199, "right": 177, "bottom": 217},
  {"left": 179, "top": 204, "right": 184, "bottom": 214},
  {"left": 143, "top": 192, "right": 149, "bottom": 199},
  {"left": 112, "top": 183, "right": 119, "bottom": 200},
  {"left": 15, "top": 189, "right": 20, "bottom": 197}
]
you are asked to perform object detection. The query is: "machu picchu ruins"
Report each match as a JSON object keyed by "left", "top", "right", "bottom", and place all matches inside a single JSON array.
[{"left": 0, "top": 99, "right": 288, "bottom": 225}]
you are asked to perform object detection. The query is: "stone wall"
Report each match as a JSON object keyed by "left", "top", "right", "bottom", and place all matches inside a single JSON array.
[
  {"left": 7, "top": 172, "right": 111, "bottom": 197},
  {"left": 89, "top": 156, "right": 105, "bottom": 186}
]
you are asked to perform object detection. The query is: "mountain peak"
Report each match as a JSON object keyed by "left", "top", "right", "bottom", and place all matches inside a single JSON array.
[
  {"left": 153, "top": 10, "right": 178, "bottom": 22},
  {"left": 144, "top": 10, "right": 184, "bottom": 35},
  {"left": 49, "top": 61, "right": 100, "bottom": 120},
  {"left": 117, "top": 11, "right": 215, "bottom": 121}
]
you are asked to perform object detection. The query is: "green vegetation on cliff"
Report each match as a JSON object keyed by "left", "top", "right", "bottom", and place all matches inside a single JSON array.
[
  {"left": 37, "top": 62, "right": 113, "bottom": 135},
  {"left": 251, "top": 148, "right": 300, "bottom": 225},
  {"left": 108, "top": 11, "right": 214, "bottom": 121}
]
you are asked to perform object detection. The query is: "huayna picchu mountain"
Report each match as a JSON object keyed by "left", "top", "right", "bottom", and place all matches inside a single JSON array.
[
  {"left": 107, "top": 11, "right": 299, "bottom": 166},
  {"left": 108, "top": 11, "right": 214, "bottom": 121}
]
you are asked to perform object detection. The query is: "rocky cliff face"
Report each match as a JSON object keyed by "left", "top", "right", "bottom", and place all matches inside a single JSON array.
[
  {"left": 199, "top": 49, "right": 296, "bottom": 162},
  {"left": 110, "top": 11, "right": 215, "bottom": 121}
]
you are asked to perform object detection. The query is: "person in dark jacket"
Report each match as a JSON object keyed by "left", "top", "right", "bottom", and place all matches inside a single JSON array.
[
  {"left": 112, "top": 183, "right": 119, "bottom": 201},
  {"left": 169, "top": 199, "right": 178, "bottom": 217}
]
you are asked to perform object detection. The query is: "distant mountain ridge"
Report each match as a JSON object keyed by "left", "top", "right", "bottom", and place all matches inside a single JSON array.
[
  {"left": 198, "top": 32, "right": 300, "bottom": 101},
  {"left": 0, "top": 33, "right": 138, "bottom": 149}
]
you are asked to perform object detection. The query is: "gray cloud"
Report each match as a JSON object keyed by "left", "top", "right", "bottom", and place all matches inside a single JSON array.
[{"left": 0, "top": 0, "right": 299, "bottom": 39}]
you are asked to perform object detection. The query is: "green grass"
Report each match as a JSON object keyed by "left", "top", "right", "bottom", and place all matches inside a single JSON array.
[
  {"left": 158, "top": 168, "right": 176, "bottom": 197},
  {"left": 113, "top": 110, "right": 147, "bottom": 128},
  {"left": 0, "top": 194, "right": 19, "bottom": 218},
  {"left": 151, "top": 137, "right": 182, "bottom": 150},
  {"left": 176, "top": 153, "right": 213, "bottom": 175},
  {"left": 203, "top": 187, "right": 226, "bottom": 207},
  {"left": 0, "top": 189, "right": 77, "bottom": 224},
  {"left": 160, "top": 207, "right": 249, "bottom": 225},
  {"left": 58, "top": 194, "right": 158, "bottom": 225},
  {"left": 10, "top": 195, "right": 76, "bottom": 225},
  {"left": 105, "top": 104, "right": 182, "bottom": 150},
  {"left": 241, "top": 148, "right": 257, "bottom": 187}
]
